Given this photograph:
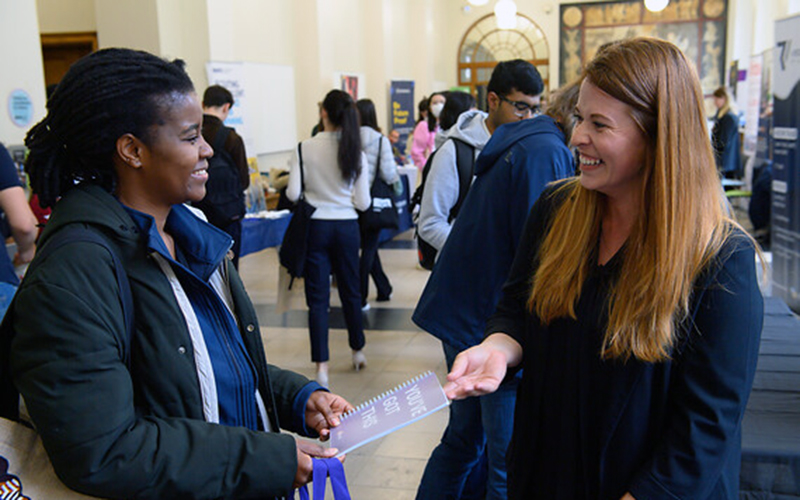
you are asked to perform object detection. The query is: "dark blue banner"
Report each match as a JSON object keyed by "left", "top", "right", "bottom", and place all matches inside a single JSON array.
[{"left": 389, "top": 80, "right": 415, "bottom": 154}]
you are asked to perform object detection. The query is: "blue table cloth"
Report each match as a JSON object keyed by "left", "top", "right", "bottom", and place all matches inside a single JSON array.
[{"left": 240, "top": 214, "right": 291, "bottom": 257}]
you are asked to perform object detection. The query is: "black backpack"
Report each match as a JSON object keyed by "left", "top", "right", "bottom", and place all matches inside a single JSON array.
[
  {"left": 194, "top": 127, "right": 246, "bottom": 227},
  {"left": 411, "top": 138, "right": 475, "bottom": 270}
]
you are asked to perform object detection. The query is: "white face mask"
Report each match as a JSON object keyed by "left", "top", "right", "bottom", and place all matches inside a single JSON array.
[{"left": 430, "top": 102, "right": 444, "bottom": 119}]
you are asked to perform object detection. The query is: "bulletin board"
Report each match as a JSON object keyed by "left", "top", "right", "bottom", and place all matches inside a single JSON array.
[{"left": 206, "top": 61, "right": 297, "bottom": 155}]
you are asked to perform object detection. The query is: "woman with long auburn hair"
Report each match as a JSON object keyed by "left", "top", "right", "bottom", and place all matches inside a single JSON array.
[{"left": 444, "top": 38, "right": 763, "bottom": 499}]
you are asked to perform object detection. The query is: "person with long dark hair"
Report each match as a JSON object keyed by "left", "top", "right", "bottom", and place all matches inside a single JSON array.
[
  {"left": 4, "top": 48, "right": 352, "bottom": 499},
  {"left": 287, "top": 90, "right": 370, "bottom": 388},
  {"left": 356, "top": 98, "right": 400, "bottom": 310}
]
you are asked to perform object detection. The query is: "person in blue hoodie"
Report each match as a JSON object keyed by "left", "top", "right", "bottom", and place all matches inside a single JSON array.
[{"left": 413, "top": 80, "right": 578, "bottom": 500}]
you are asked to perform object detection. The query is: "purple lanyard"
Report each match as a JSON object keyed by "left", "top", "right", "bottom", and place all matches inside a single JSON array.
[{"left": 295, "top": 458, "right": 350, "bottom": 500}]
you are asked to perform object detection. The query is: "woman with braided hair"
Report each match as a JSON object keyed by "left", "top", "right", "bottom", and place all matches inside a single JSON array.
[{"left": 5, "top": 48, "right": 352, "bottom": 499}]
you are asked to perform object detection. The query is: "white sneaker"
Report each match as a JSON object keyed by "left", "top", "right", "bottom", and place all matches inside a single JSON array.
[
  {"left": 352, "top": 350, "right": 367, "bottom": 371},
  {"left": 361, "top": 302, "right": 370, "bottom": 312}
]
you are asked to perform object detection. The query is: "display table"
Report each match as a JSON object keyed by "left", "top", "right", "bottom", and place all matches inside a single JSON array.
[
  {"left": 740, "top": 296, "right": 800, "bottom": 498},
  {"left": 240, "top": 213, "right": 291, "bottom": 257}
]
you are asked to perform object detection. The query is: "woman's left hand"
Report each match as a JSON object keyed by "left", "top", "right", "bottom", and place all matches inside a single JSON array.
[{"left": 305, "top": 391, "right": 354, "bottom": 441}]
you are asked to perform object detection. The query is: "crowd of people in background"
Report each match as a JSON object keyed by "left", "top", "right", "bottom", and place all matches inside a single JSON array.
[{"left": 0, "top": 36, "right": 767, "bottom": 500}]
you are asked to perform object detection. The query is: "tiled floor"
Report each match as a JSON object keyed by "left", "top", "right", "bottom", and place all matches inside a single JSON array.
[{"left": 239, "top": 231, "right": 446, "bottom": 499}]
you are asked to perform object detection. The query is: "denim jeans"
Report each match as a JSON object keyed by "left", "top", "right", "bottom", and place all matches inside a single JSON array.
[
  {"left": 303, "top": 219, "right": 365, "bottom": 362},
  {"left": 415, "top": 342, "right": 519, "bottom": 500}
]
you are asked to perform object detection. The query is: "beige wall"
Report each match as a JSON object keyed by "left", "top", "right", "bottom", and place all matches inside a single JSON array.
[
  {"left": 156, "top": 0, "right": 210, "bottom": 91},
  {"left": 19, "top": 0, "right": 800, "bottom": 170},
  {"left": 0, "top": 1, "right": 46, "bottom": 145},
  {"left": 36, "top": 0, "right": 96, "bottom": 33},
  {"left": 95, "top": 0, "right": 160, "bottom": 55}
]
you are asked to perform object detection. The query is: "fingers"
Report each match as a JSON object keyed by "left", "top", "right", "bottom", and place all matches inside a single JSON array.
[
  {"left": 443, "top": 377, "right": 491, "bottom": 400},
  {"left": 446, "top": 352, "right": 470, "bottom": 382},
  {"left": 297, "top": 438, "right": 338, "bottom": 458},
  {"left": 315, "top": 398, "right": 339, "bottom": 428},
  {"left": 293, "top": 447, "right": 313, "bottom": 489}
]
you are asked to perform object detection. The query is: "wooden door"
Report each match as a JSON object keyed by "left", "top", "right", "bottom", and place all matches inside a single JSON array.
[{"left": 40, "top": 33, "right": 97, "bottom": 88}]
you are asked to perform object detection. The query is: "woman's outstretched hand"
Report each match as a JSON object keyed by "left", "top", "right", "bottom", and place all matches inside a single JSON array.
[{"left": 442, "top": 334, "right": 522, "bottom": 400}]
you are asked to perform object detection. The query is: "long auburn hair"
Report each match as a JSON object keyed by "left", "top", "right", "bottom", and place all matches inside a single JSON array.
[{"left": 528, "top": 37, "right": 736, "bottom": 362}]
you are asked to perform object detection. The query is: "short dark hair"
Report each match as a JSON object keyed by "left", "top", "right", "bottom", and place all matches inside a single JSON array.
[
  {"left": 487, "top": 59, "right": 544, "bottom": 98},
  {"left": 203, "top": 84, "right": 234, "bottom": 108},
  {"left": 25, "top": 48, "right": 194, "bottom": 207},
  {"left": 439, "top": 91, "right": 476, "bottom": 131}
]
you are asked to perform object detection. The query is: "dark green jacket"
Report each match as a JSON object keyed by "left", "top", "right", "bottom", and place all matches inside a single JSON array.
[{"left": 9, "top": 184, "right": 310, "bottom": 499}]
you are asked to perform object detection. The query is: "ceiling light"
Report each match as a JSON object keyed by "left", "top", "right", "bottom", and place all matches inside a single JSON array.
[
  {"left": 495, "top": 0, "right": 517, "bottom": 30},
  {"left": 467, "top": 0, "right": 490, "bottom": 5},
  {"left": 644, "top": 0, "right": 669, "bottom": 13}
]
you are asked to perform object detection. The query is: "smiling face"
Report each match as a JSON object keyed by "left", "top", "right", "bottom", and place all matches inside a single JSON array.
[
  {"left": 571, "top": 80, "right": 648, "bottom": 201},
  {"left": 138, "top": 92, "right": 212, "bottom": 208}
]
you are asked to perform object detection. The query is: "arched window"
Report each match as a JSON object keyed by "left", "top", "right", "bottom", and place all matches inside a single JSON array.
[{"left": 458, "top": 13, "right": 550, "bottom": 103}]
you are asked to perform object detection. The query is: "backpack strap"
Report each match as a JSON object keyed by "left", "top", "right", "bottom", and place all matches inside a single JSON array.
[
  {"left": 371, "top": 136, "right": 384, "bottom": 189},
  {"left": 448, "top": 138, "right": 476, "bottom": 222},
  {"left": 0, "top": 226, "right": 134, "bottom": 420},
  {"left": 298, "top": 142, "right": 306, "bottom": 196}
]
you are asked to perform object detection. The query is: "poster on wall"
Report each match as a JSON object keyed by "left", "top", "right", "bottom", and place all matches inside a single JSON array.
[
  {"left": 558, "top": 0, "right": 728, "bottom": 93},
  {"left": 389, "top": 80, "right": 415, "bottom": 159},
  {"left": 207, "top": 62, "right": 297, "bottom": 156},
  {"left": 7, "top": 89, "right": 34, "bottom": 128},
  {"left": 206, "top": 62, "right": 250, "bottom": 150},
  {"left": 341, "top": 75, "right": 359, "bottom": 100},
  {"left": 772, "top": 14, "right": 800, "bottom": 312}
]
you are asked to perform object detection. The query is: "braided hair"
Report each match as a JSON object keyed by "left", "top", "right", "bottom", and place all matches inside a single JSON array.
[{"left": 25, "top": 48, "right": 194, "bottom": 207}]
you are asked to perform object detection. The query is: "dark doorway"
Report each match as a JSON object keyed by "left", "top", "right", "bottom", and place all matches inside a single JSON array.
[{"left": 40, "top": 32, "right": 97, "bottom": 87}]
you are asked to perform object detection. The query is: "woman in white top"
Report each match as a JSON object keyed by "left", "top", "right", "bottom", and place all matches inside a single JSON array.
[
  {"left": 287, "top": 90, "right": 371, "bottom": 387},
  {"left": 356, "top": 99, "right": 401, "bottom": 309}
]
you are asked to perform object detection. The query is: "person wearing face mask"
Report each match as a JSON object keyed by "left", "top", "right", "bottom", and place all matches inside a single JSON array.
[{"left": 411, "top": 92, "right": 446, "bottom": 169}]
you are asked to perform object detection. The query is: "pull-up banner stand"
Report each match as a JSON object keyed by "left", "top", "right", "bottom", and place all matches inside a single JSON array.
[{"left": 773, "top": 14, "right": 800, "bottom": 313}]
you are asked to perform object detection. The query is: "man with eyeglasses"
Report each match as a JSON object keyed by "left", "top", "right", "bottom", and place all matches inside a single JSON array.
[
  {"left": 414, "top": 59, "right": 575, "bottom": 500},
  {"left": 418, "top": 60, "right": 543, "bottom": 260}
]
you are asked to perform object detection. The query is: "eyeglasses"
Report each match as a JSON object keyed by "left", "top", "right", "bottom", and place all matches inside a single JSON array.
[{"left": 499, "top": 95, "right": 541, "bottom": 117}]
